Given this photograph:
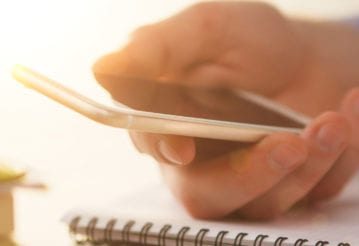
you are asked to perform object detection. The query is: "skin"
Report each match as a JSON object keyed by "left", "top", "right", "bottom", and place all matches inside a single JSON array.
[{"left": 92, "top": 2, "right": 359, "bottom": 220}]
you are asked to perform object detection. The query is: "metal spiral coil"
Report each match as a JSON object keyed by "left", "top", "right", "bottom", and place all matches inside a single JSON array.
[
  {"left": 139, "top": 222, "right": 154, "bottom": 245},
  {"left": 214, "top": 231, "right": 228, "bottom": 246},
  {"left": 274, "top": 237, "right": 288, "bottom": 246},
  {"left": 195, "top": 228, "right": 209, "bottom": 246},
  {"left": 253, "top": 234, "right": 268, "bottom": 246},
  {"left": 68, "top": 216, "right": 351, "bottom": 246},
  {"left": 176, "top": 226, "right": 190, "bottom": 246},
  {"left": 103, "top": 218, "right": 117, "bottom": 243},
  {"left": 158, "top": 224, "right": 172, "bottom": 246}
]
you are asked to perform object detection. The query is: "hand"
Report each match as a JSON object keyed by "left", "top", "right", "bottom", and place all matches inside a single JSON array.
[{"left": 92, "top": 2, "right": 359, "bottom": 219}]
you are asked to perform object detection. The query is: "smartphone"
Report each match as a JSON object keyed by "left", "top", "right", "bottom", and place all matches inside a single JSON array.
[{"left": 11, "top": 65, "right": 309, "bottom": 142}]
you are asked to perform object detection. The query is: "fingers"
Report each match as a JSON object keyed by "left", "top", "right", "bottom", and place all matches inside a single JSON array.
[
  {"left": 129, "top": 131, "right": 195, "bottom": 165},
  {"left": 93, "top": 2, "right": 297, "bottom": 95},
  {"left": 236, "top": 112, "right": 350, "bottom": 219},
  {"left": 158, "top": 111, "right": 349, "bottom": 220},
  {"left": 308, "top": 88, "right": 359, "bottom": 201},
  {"left": 91, "top": 2, "right": 233, "bottom": 112},
  {"left": 129, "top": 131, "right": 244, "bottom": 165},
  {"left": 92, "top": 2, "right": 227, "bottom": 82},
  {"left": 160, "top": 132, "right": 308, "bottom": 219}
]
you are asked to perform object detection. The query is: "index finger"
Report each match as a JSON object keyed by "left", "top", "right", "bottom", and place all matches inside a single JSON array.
[{"left": 92, "top": 3, "right": 228, "bottom": 82}]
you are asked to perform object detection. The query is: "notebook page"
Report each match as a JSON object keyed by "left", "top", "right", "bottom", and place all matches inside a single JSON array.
[{"left": 62, "top": 175, "right": 359, "bottom": 245}]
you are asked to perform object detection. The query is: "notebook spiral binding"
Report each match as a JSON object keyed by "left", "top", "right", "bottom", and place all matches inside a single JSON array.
[{"left": 68, "top": 216, "right": 351, "bottom": 246}]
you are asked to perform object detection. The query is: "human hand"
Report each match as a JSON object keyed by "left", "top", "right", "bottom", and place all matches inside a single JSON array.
[{"left": 92, "top": 2, "right": 359, "bottom": 219}]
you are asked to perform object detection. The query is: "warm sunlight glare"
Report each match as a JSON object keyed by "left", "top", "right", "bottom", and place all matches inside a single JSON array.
[
  {"left": 0, "top": 0, "right": 358, "bottom": 166},
  {"left": 1, "top": 2, "right": 359, "bottom": 243},
  {"left": 0, "top": 0, "right": 197, "bottom": 136},
  {"left": 1, "top": 0, "right": 358, "bottom": 102}
]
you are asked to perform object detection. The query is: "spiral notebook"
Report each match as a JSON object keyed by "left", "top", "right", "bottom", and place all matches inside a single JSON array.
[{"left": 62, "top": 176, "right": 359, "bottom": 246}]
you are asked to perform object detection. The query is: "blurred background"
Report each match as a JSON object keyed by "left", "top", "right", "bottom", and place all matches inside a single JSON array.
[{"left": 0, "top": 1, "right": 358, "bottom": 245}]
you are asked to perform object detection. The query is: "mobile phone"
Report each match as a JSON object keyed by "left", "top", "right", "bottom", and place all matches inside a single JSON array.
[{"left": 11, "top": 65, "right": 309, "bottom": 142}]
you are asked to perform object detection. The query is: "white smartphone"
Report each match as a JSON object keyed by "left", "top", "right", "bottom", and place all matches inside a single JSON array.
[{"left": 11, "top": 65, "right": 309, "bottom": 142}]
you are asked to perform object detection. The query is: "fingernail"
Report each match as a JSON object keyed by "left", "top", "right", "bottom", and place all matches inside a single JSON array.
[
  {"left": 270, "top": 143, "right": 306, "bottom": 170},
  {"left": 158, "top": 140, "right": 184, "bottom": 165},
  {"left": 315, "top": 123, "right": 346, "bottom": 152}
]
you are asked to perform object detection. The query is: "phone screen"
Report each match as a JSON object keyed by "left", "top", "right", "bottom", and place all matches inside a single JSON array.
[
  {"left": 13, "top": 64, "right": 309, "bottom": 131},
  {"left": 94, "top": 72, "right": 307, "bottom": 129},
  {"left": 13, "top": 65, "right": 309, "bottom": 161},
  {"left": 93, "top": 73, "right": 310, "bottom": 161}
]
